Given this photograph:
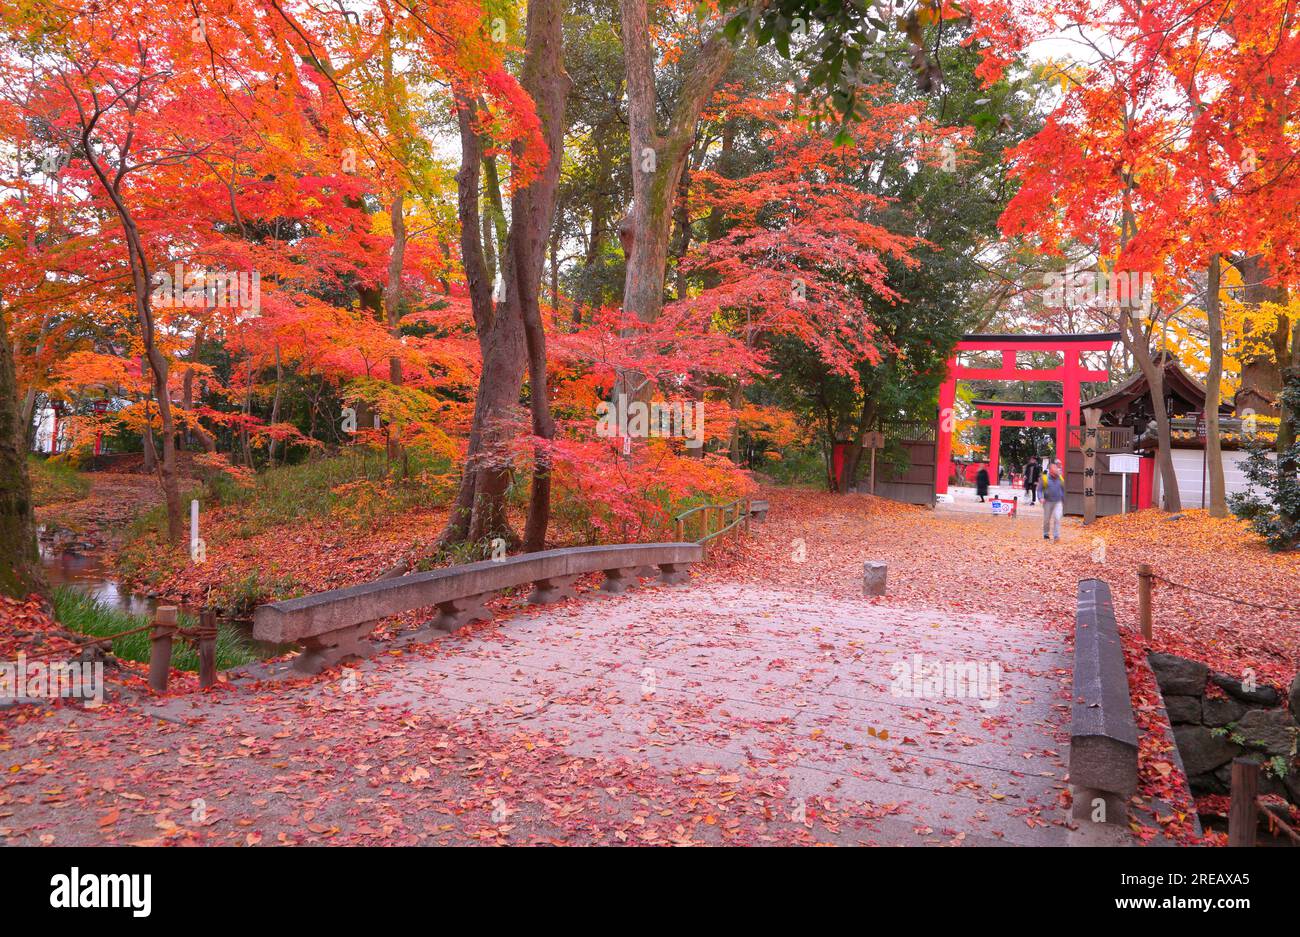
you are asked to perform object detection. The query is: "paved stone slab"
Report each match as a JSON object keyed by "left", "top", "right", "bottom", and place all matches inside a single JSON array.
[
  {"left": 30, "top": 579, "right": 1073, "bottom": 846},
  {"left": 318, "top": 582, "right": 1073, "bottom": 843}
]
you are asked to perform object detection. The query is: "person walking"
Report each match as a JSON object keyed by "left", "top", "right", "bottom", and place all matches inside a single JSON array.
[
  {"left": 1038, "top": 459, "right": 1066, "bottom": 541},
  {"left": 1023, "top": 459, "right": 1039, "bottom": 504},
  {"left": 975, "top": 466, "right": 990, "bottom": 502}
]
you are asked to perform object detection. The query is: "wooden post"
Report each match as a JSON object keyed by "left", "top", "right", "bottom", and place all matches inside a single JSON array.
[
  {"left": 148, "top": 606, "right": 177, "bottom": 693},
  {"left": 1228, "top": 757, "right": 1258, "bottom": 847},
  {"left": 1137, "top": 563, "right": 1153, "bottom": 639},
  {"left": 197, "top": 607, "right": 218, "bottom": 690},
  {"left": 862, "top": 430, "right": 883, "bottom": 496}
]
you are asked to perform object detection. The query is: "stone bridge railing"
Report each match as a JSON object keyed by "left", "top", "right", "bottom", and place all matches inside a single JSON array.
[
  {"left": 1070, "top": 578, "right": 1139, "bottom": 829},
  {"left": 253, "top": 542, "right": 703, "bottom": 674}
]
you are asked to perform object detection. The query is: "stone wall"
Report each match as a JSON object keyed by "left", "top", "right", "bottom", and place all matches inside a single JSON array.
[{"left": 1148, "top": 652, "right": 1300, "bottom": 804}]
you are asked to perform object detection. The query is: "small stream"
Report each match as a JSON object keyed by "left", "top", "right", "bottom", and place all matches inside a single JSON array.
[
  {"left": 38, "top": 527, "right": 286, "bottom": 658},
  {"left": 40, "top": 538, "right": 172, "bottom": 619}
]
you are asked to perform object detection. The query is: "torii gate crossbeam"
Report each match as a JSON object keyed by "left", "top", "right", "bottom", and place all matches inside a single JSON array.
[
  {"left": 936, "top": 333, "right": 1119, "bottom": 495},
  {"left": 972, "top": 400, "right": 1063, "bottom": 483}
]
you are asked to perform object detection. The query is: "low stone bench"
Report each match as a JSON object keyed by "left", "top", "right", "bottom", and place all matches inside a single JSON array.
[
  {"left": 1070, "top": 578, "right": 1139, "bottom": 821},
  {"left": 749, "top": 499, "right": 770, "bottom": 522},
  {"left": 253, "top": 542, "right": 702, "bottom": 674}
]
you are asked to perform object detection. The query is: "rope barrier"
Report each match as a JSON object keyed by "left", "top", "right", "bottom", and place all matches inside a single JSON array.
[
  {"left": 20, "top": 621, "right": 159, "bottom": 661},
  {"left": 17, "top": 603, "right": 221, "bottom": 694},
  {"left": 1150, "top": 574, "right": 1300, "bottom": 614},
  {"left": 20, "top": 613, "right": 212, "bottom": 661}
]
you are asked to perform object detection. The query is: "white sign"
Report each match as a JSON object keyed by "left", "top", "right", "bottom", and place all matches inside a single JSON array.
[{"left": 1109, "top": 454, "right": 1140, "bottom": 474}]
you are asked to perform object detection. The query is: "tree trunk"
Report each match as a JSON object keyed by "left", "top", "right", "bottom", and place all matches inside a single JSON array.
[
  {"left": 386, "top": 192, "right": 407, "bottom": 468},
  {"left": 180, "top": 323, "right": 216, "bottom": 452},
  {"left": 615, "top": 0, "right": 741, "bottom": 404},
  {"left": 515, "top": 0, "right": 570, "bottom": 553},
  {"left": 20, "top": 386, "right": 38, "bottom": 452},
  {"left": 0, "top": 298, "right": 46, "bottom": 600},
  {"left": 670, "top": 155, "right": 693, "bottom": 301},
  {"left": 1232, "top": 254, "right": 1286, "bottom": 417},
  {"left": 181, "top": 361, "right": 194, "bottom": 451},
  {"left": 701, "top": 120, "right": 734, "bottom": 292},
  {"left": 619, "top": 0, "right": 737, "bottom": 326},
  {"left": 83, "top": 136, "right": 183, "bottom": 543},
  {"left": 142, "top": 390, "right": 157, "bottom": 474},
  {"left": 482, "top": 156, "right": 510, "bottom": 277},
  {"left": 241, "top": 362, "right": 254, "bottom": 469},
  {"left": 549, "top": 228, "right": 560, "bottom": 317},
  {"left": 267, "top": 344, "right": 284, "bottom": 466},
  {"left": 1123, "top": 313, "right": 1182, "bottom": 511},
  {"left": 1115, "top": 180, "right": 1179, "bottom": 512},
  {"left": 727, "top": 381, "right": 743, "bottom": 462},
  {"left": 438, "top": 93, "right": 529, "bottom": 550},
  {"left": 835, "top": 398, "right": 878, "bottom": 493},
  {"left": 1203, "top": 255, "right": 1227, "bottom": 516},
  {"left": 573, "top": 138, "right": 616, "bottom": 324}
]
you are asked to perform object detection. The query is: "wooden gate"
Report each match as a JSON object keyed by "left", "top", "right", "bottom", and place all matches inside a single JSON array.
[
  {"left": 873, "top": 420, "right": 938, "bottom": 506},
  {"left": 1063, "top": 425, "right": 1136, "bottom": 517}
]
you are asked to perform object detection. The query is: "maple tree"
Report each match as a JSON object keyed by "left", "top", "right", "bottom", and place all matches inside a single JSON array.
[
  {"left": 678, "top": 25, "right": 1043, "bottom": 490},
  {"left": 674, "top": 91, "right": 927, "bottom": 487},
  {"left": 0, "top": 0, "right": 538, "bottom": 553}
]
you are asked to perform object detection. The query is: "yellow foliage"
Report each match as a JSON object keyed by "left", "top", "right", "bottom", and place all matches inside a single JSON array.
[{"left": 1165, "top": 291, "right": 1299, "bottom": 401}]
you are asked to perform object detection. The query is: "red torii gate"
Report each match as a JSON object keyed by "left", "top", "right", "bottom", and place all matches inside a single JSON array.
[
  {"left": 936, "top": 332, "right": 1119, "bottom": 495},
  {"left": 971, "top": 399, "right": 1063, "bottom": 483}
]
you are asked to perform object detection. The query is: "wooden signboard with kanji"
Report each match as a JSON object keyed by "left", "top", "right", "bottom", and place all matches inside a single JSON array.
[{"left": 1082, "top": 407, "right": 1102, "bottom": 525}]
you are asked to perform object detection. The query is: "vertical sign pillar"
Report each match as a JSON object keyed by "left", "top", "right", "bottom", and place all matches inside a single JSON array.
[{"left": 1082, "top": 407, "right": 1101, "bottom": 524}]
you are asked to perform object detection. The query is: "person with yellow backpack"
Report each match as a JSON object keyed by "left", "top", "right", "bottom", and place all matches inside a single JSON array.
[{"left": 1038, "top": 459, "right": 1066, "bottom": 541}]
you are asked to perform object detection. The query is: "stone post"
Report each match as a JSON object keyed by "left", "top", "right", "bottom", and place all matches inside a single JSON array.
[{"left": 863, "top": 561, "right": 887, "bottom": 596}]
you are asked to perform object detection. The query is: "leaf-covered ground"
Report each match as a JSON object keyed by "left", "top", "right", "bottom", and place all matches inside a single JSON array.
[
  {"left": 35, "top": 472, "right": 169, "bottom": 553},
  {"left": 4, "top": 485, "right": 1295, "bottom": 846},
  {"left": 706, "top": 486, "right": 1299, "bottom": 843}
]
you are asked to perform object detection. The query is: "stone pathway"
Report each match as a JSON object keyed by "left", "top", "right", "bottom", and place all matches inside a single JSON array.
[
  {"left": 4, "top": 484, "right": 1087, "bottom": 847},
  {"left": 128, "top": 580, "right": 1074, "bottom": 845},
  {"left": 938, "top": 483, "right": 1086, "bottom": 540}
]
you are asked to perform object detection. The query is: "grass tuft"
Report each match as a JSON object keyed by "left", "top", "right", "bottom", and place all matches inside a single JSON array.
[{"left": 52, "top": 586, "right": 259, "bottom": 671}]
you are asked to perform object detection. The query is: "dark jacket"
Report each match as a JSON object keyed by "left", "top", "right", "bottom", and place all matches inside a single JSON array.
[
  {"left": 975, "top": 468, "right": 990, "bottom": 496},
  {"left": 1023, "top": 462, "right": 1038, "bottom": 488}
]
